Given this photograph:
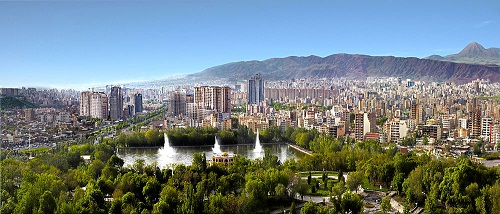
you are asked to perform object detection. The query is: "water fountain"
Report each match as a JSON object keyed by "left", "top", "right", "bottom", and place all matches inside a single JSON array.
[
  {"left": 253, "top": 129, "right": 263, "bottom": 153},
  {"left": 213, "top": 136, "right": 222, "bottom": 154},
  {"left": 159, "top": 133, "right": 175, "bottom": 156}
]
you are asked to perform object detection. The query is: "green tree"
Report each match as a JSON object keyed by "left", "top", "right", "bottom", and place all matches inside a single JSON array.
[
  {"left": 474, "top": 142, "right": 482, "bottom": 155},
  {"left": 289, "top": 201, "right": 296, "bottom": 214},
  {"left": 153, "top": 200, "right": 171, "bottom": 214},
  {"left": 476, "top": 183, "right": 500, "bottom": 214},
  {"left": 206, "top": 193, "right": 226, "bottom": 214},
  {"left": 179, "top": 183, "right": 197, "bottom": 214},
  {"left": 38, "top": 191, "right": 57, "bottom": 214},
  {"left": 108, "top": 199, "right": 122, "bottom": 214},
  {"left": 403, "top": 166, "right": 425, "bottom": 205},
  {"left": 346, "top": 171, "right": 364, "bottom": 193},
  {"left": 341, "top": 192, "right": 364, "bottom": 214},
  {"left": 143, "top": 178, "right": 161, "bottom": 206},
  {"left": 391, "top": 172, "right": 405, "bottom": 194},
  {"left": 300, "top": 200, "right": 318, "bottom": 214},
  {"left": 245, "top": 179, "right": 267, "bottom": 203},
  {"left": 159, "top": 185, "right": 179, "bottom": 212},
  {"left": 192, "top": 153, "right": 207, "bottom": 173},
  {"left": 381, "top": 196, "right": 392, "bottom": 214},
  {"left": 275, "top": 183, "right": 287, "bottom": 201},
  {"left": 425, "top": 183, "right": 441, "bottom": 214}
]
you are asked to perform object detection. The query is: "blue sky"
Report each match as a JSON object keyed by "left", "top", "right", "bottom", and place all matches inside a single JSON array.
[{"left": 1, "top": 1, "right": 499, "bottom": 89}]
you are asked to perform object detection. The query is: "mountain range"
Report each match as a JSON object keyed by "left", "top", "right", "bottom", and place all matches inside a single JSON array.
[
  {"left": 426, "top": 42, "right": 500, "bottom": 66},
  {"left": 188, "top": 42, "right": 500, "bottom": 83}
]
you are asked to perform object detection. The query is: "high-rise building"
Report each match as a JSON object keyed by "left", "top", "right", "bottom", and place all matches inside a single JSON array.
[
  {"left": 354, "top": 112, "right": 375, "bottom": 142},
  {"left": 248, "top": 73, "right": 264, "bottom": 105},
  {"left": 354, "top": 113, "right": 365, "bottom": 142},
  {"left": 80, "top": 91, "right": 91, "bottom": 117},
  {"left": 470, "top": 108, "right": 481, "bottom": 139},
  {"left": 387, "top": 118, "right": 409, "bottom": 143},
  {"left": 194, "top": 86, "right": 231, "bottom": 113},
  {"left": 170, "top": 90, "right": 186, "bottom": 117},
  {"left": 134, "top": 93, "right": 143, "bottom": 113},
  {"left": 109, "top": 86, "right": 123, "bottom": 121},
  {"left": 90, "top": 92, "right": 109, "bottom": 119},
  {"left": 24, "top": 108, "right": 35, "bottom": 121},
  {"left": 411, "top": 103, "right": 424, "bottom": 125},
  {"left": 481, "top": 117, "right": 492, "bottom": 141},
  {"left": 81, "top": 91, "right": 109, "bottom": 119}
]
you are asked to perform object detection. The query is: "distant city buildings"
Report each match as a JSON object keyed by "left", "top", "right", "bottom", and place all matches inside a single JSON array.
[
  {"left": 0, "top": 88, "right": 20, "bottom": 96},
  {"left": 4, "top": 76, "right": 500, "bottom": 162},
  {"left": 164, "top": 86, "right": 232, "bottom": 129}
]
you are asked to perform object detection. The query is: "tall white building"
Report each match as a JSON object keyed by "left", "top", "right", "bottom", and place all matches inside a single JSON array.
[
  {"left": 388, "top": 118, "right": 409, "bottom": 143},
  {"left": 481, "top": 117, "right": 493, "bottom": 141}
]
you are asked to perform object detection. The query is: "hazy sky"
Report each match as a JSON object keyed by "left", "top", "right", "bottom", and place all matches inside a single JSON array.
[{"left": 1, "top": 0, "right": 499, "bottom": 89}]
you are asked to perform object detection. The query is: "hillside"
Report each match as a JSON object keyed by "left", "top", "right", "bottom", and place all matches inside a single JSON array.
[
  {"left": 0, "top": 96, "right": 37, "bottom": 109},
  {"left": 190, "top": 53, "right": 500, "bottom": 83},
  {"left": 425, "top": 42, "right": 500, "bottom": 65}
]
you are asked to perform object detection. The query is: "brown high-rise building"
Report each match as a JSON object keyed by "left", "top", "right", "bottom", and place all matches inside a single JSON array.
[
  {"left": 24, "top": 108, "right": 35, "bottom": 121},
  {"left": 354, "top": 113, "right": 365, "bottom": 142},
  {"left": 354, "top": 112, "right": 375, "bottom": 142},
  {"left": 80, "top": 91, "right": 91, "bottom": 117},
  {"left": 169, "top": 90, "right": 186, "bottom": 117},
  {"left": 411, "top": 103, "right": 423, "bottom": 125},
  {"left": 469, "top": 108, "right": 481, "bottom": 139},
  {"left": 194, "top": 86, "right": 231, "bottom": 113}
]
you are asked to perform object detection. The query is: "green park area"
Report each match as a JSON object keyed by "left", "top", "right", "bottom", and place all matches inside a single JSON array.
[{"left": 1, "top": 126, "right": 500, "bottom": 213}]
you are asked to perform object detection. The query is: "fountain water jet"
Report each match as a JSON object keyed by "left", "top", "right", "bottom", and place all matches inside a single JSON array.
[
  {"left": 253, "top": 129, "right": 263, "bottom": 153},
  {"left": 159, "top": 133, "right": 175, "bottom": 156},
  {"left": 213, "top": 136, "right": 222, "bottom": 154}
]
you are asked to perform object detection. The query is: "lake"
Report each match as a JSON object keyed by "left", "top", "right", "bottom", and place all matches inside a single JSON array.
[{"left": 117, "top": 143, "right": 304, "bottom": 169}]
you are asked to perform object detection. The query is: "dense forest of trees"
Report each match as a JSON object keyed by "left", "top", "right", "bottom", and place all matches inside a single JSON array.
[{"left": 2, "top": 126, "right": 500, "bottom": 213}]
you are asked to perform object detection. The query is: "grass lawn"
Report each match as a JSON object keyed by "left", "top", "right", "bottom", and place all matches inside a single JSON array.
[
  {"left": 298, "top": 172, "right": 339, "bottom": 177},
  {"left": 480, "top": 152, "right": 500, "bottom": 160},
  {"left": 477, "top": 96, "right": 500, "bottom": 102},
  {"left": 313, "top": 188, "right": 331, "bottom": 196},
  {"left": 362, "top": 178, "right": 389, "bottom": 192},
  {"left": 265, "top": 198, "right": 303, "bottom": 213},
  {"left": 19, "top": 147, "right": 51, "bottom": 153}
]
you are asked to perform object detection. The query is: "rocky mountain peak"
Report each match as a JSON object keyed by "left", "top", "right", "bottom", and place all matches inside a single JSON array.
[{"left": 457, "top": 42, "right": 488, "bottom": 57}]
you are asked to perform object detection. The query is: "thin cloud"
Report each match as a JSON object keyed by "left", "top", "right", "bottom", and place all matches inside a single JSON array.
[
  {"left": 432, "top": 48, "right": 459, "bottom": 52},
  {"left": 475, "top": 20, "right": 493, "bottom": 28}
]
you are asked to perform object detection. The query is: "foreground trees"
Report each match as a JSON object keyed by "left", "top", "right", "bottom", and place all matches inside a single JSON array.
[{"left": 2, "top": 126, "right": 500, "bottom": 213}]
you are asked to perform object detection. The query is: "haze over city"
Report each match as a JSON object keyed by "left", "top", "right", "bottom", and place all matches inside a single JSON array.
[{"left": 2, "top": 0, "right": 499, "bottom": 89}]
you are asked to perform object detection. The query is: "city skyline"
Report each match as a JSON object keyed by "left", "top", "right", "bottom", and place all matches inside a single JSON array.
[{"left": 2, "top": 1, "right": 499, "bottom": 89}]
